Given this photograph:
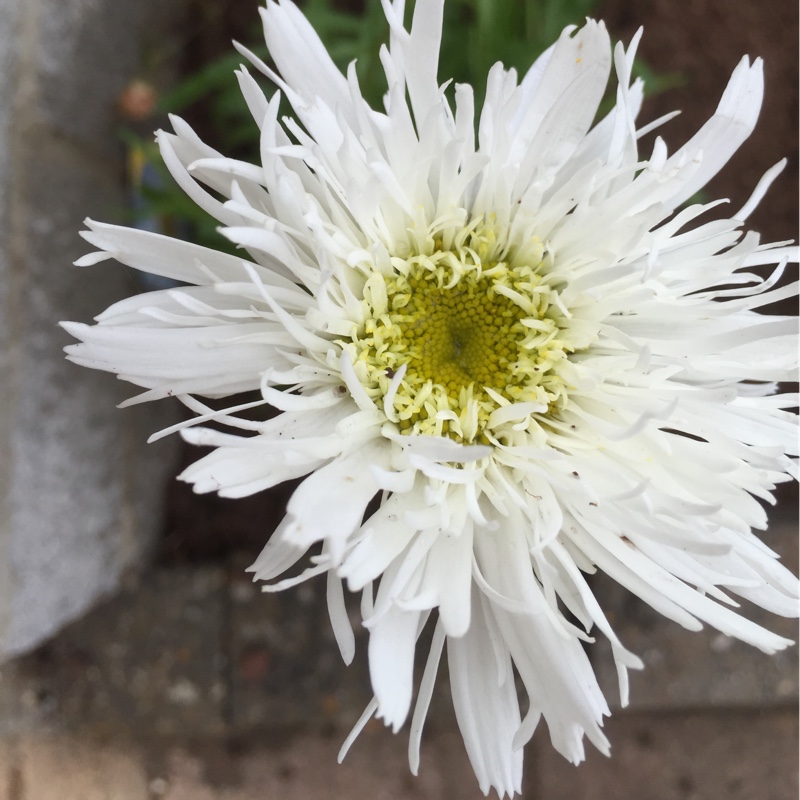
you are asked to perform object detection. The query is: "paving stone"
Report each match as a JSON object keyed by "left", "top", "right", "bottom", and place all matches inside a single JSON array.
[
  {"left": 221, "top": 730, "right": 487, "bottom": 800},
  {"left": 591, "top": 518, "right": 799, "bottom": 712},
  {"left": 14, "top": 734, "right": 149, "bottom": 800},
  {"left": 527, "top": 709, "right": 799, "bottom": 800},
  {"left": 227, "top": 547, "right": 465, "bottom": 737},
  {"left": 227, "top": 551, "right": 373, "bottom": 734},
  {"left": 151, "top": 731, "right": 486, "bottom": 800},
  {"left": 0, "top": 568, "right": 228, "bottom": 738},
  {"left": 0, "top": 729, "right": 485, "bottom": 800},
  {"left": 0, "top": 737, "right": 15, "bottom": 800}
]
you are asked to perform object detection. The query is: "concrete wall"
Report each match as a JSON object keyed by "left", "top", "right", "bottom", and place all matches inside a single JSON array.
[{"left": 0, "top": 0, "right": 182, "bottom": 661}]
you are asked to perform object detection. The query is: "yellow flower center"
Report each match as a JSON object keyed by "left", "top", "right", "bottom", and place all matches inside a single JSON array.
[
  {"left": 401, "top": 268, "right": 523, "bottom": 395},
  {"left": 344, "top": 222, "right": 573, "bottom": 443}
]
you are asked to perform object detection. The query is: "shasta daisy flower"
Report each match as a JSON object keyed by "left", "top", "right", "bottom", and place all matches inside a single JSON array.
[{"left": 63, "top": 1, "right": 798, "bottom": 795}]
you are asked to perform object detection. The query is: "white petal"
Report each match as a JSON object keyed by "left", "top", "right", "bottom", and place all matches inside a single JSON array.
[
  {"left": 284, "top": 440, "right": 389, "bottom": 558},
  {"left": 511, "top": 21, "right": 612, "bottom": 175},
  {"left": 179, "top": 435, "right": 327, "bottom": 498},
  {"left": 341, "top": 492, "right": 421, "bottom": 591},
  {"left": 403, "top": 0, "right": 445, "bottom": 128},
  {"left": 76, "top": 220, "right": 295, "bottom": 285},
  {"left": 408, "top": 620, "right": 445, "bottom": 774},
  {"left": 260, "top": 0, "right": 350, "bottom": 118},
  {"left": 62, "top": 319, "right": 282, "bottom": 399},
  {"left": 248, "top": 518, "right": 309, "bottom": 581},
  {"left": 327, "top": 569, "right": 356, "bottom": 665},
  {"left": 368, "top": 605, "right": 421, "bottom": 732},
  {"left": 664, "top": 56, "right": 763, "bottom": 208},
  {"left": 475, "top": 519, "right": 610, "bottom": 763},
  {"left": 448, "top": 591, "right": 523, "bottom": 798}
]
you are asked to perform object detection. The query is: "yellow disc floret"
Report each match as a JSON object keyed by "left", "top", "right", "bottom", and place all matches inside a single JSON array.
[
  {"left": 400, "top": 269, "right": 522, "bottom": 396},
  {"left": 343, "top": 220, "right": 573, "bottom": 443}
]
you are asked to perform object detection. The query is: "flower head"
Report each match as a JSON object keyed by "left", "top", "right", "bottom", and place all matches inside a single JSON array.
[{"left": 63, "top": 1, "right": 799, "bottom": 796}]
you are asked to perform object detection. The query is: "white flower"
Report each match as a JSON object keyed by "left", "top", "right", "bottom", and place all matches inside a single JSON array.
[{"left": 63, "top": 1, "right": 799, "bottom": 796}]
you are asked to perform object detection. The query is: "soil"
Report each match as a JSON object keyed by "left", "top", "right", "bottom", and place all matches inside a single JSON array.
[{"left": 159, "top": 0, "right": 799, "bottom": 564}]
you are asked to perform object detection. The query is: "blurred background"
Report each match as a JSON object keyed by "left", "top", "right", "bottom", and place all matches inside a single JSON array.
[{"left": 0, "top": 0, "right": 797, "bottom": 797}]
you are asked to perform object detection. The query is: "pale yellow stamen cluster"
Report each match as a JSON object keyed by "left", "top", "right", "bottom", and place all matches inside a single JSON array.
[{"left": 345, "top": 224, "right": 572, "bottom": 443}]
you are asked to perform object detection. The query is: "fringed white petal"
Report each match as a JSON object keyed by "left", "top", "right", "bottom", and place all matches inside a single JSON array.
[
  {"left": 448, "top": 590, "right": 523, "bottom": 798},
  {"left": 368, "top": 604, "right": 421, "bottom": 732},
  {"left": 61, "top": 5, "right": 799, "bottom": 797}
]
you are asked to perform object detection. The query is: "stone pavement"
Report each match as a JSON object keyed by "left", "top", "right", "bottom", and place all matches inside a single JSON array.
[{"left": 0, "top": 517, "right": 796, "bottom": 799}]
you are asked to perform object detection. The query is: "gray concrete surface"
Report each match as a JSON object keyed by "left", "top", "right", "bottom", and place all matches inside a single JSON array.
[{"left": 0, "top": 0, "right": 181, "bottom": 661}]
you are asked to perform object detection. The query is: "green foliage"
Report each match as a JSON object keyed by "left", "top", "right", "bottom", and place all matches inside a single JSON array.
[
  {"left": 125, "top": 0, "right": 680, "bottom": 252},
  {"left": 301, "top": 0, "right": 602, "bottom": 111},
  {"left": 438, "top": 0, "right": 598, "bottom": 100}
]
